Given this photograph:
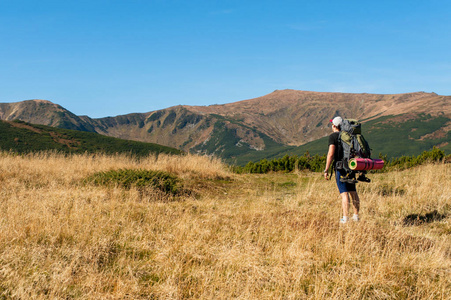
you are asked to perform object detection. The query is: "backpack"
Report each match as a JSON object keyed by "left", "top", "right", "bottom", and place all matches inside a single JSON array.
[{"left": 336, "top": 119, "right": 372, "bottom": 183}]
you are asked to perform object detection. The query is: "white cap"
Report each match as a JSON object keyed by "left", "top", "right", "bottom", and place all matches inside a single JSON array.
[{"left": 329, "top": 116, "right": 343, "bottom": 127}]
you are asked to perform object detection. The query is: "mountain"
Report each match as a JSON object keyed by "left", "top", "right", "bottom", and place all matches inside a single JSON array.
[
  {"left": 1, "top": 90, "right": 450, "bottom": 164},
  {"left": 0, "top": 119, "right": 182, "bottom": 157},
  {"left": 0, "top": 100, "right": 98, "bottom": 132}
]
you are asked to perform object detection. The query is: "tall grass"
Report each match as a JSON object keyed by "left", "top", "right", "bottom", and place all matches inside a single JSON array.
[{"left": 0, "top": 151, "right": 449, "bottom": 299}]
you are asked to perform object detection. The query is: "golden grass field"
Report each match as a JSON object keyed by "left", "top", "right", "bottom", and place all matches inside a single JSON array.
[{"left": 0, "top": 152, "right": 450, "bottom": 299}]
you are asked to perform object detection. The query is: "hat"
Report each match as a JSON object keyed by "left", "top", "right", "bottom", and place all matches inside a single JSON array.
[{"left": 329, "top": 116, "right": 343, "bottom": 127}]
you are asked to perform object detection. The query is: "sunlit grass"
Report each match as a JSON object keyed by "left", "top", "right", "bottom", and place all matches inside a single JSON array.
[{"left": 0, "top": 151, "right": 449, "bottom": 299}]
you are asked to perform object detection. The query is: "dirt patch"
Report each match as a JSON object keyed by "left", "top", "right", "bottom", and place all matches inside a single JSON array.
[
  {"left": 419, "top": 121, "right": 451, "bottom": 140},
  {"left": 379, "top": 113, "right": 419, "bottom": 124},
  {"left": 7, "top": 121, "right": 43, "bottom": 134},
  {"left": 49, "top": 132, "right": 80, "bottom": 149}
]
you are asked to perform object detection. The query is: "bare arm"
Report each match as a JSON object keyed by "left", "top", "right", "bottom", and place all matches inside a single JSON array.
[{"left": 324, "top": 144, "right": 335, "bottom": 180}]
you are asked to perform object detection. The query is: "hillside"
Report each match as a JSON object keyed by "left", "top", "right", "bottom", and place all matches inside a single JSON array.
[
  {"left": 0, "top": 120, "right": 182, "bottom": 157},
  {"left": 0, "top": 90, "right": 450, "bottom": 164},
  {"left": 187, "top": 90, "right": 449, "bottom": 145},
  {"left": 0, "top": 152, "right": 449, "bottom": 298},
  {"left": 261, "top": 113, "right": 451, "bottom": 164},
  {"left": 0, "top": 100, "right": 98, "bottom": 132}
]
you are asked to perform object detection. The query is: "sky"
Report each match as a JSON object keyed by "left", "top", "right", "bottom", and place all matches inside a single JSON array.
[{"left": 1, "top": 0, "right": 450, "bottom": 118}]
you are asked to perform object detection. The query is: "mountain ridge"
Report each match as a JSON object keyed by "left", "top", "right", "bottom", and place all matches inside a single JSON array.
[
  {"left": 1, "top": 90, "right": 450, "bottom": 164},
  {"left": 181, "top": 90, "right": 450, "bottom": 146}
]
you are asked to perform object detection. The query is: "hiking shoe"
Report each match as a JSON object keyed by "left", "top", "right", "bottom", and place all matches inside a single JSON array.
[
  {"left": 357, "top": 175, "right": 371, "bottom": 183},
  {"left": 340, "top": 178, "right": 358, "bottom": 184},
  {"left": 352, "top": 215, "right": 359, "bottom": 222}
]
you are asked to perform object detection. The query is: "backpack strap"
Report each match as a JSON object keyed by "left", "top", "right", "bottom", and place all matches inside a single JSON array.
[
  {"left": 329, "top": 132, "right": 343, "bottom": 179},
  {"left": 337, "top": 132, "right": 344, "bottom": 168},
  {"left": 337, "top": 132, "right": 343, "bottom": 156},
  {"left": 329, "top": 161, "right": 335, "bottom": 179}
]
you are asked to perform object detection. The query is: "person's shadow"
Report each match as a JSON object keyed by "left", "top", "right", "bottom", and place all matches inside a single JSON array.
[{"left": 402, "top": 210, "right": 447, "bottom": 226}]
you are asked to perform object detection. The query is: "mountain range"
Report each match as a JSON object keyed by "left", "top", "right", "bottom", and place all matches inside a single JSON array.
[{"left": 1, "top": 90, "right": 450, "bottom": 165}]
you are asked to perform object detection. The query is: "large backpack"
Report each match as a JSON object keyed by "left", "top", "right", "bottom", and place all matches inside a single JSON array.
[{"left": 337, "top": 119, "right": 372, "bottom": 183}]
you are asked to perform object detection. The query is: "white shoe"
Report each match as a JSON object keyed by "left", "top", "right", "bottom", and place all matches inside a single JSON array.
[
  {"left": 340, "top": 218, "right": 348, "bottom": 224},
  {"left": 352, "top": 215, "right": 359, "bottom": 222}
]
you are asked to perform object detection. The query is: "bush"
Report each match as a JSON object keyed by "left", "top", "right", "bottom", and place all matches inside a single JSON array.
[
  {"left": 85, "top": 169, "right": 182, "bottom": 195},
  {"left": 237, "top": 153, "right": 326, "bottom": 174},
  {"left": 384, "top": 147, "right": 445, "bottom": 170},
  {"left": 237, "top": 147, "right": 447, "bottom": 174}
]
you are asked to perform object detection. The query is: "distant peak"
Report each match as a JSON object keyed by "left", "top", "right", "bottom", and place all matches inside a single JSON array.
[{"left": 27, "top": 99, "right": 55, "bottom": 104}]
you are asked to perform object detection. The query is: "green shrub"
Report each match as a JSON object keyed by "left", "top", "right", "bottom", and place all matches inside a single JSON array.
[
  {"left": 236, "top": 153, "right": 326, "bottom": 174},
  {"left": 383, "top": 147, "right": 445, "bottom": 170},
  {"left": 237, "top": 147, "right": 446, "bottom": 174},
  {"left": 85, "top": 169, "right": 182, "bottom": 195}
]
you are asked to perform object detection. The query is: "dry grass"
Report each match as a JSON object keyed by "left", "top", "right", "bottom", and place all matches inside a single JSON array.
[{"left": 0, "top": 151, "right": 450, "bottom": 299}]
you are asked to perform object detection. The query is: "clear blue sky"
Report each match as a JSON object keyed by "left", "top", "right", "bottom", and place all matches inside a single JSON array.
[{"left": 1, "top": 0, "right": 450, "bottom": 118}]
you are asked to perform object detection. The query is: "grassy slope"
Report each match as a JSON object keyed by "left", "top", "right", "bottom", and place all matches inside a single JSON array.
[
  {"left": 191, "top": 118, "right": 292, "bottom": 164},
  {"left": 0, "top": 120, "right": 182, "bottom": 156},
  {"left": 0, "top": 152, "right": 449, "bottom": 298},
  {"left": 2, "top": 112, "right": 450, "bottom": 165},
  {"left": 190, "top": 115, "right": 296, "bottom": 165},
  {"left": 364, "top": 113, "right": 451, "bottom": 157},
  {"left": 251, "top": 113, "right": 451, "bottom": 162}
]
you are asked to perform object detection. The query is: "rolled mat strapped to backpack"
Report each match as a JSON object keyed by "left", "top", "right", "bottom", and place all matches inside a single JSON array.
[{"left": 348, "top": 158, "right": 385, "bottom": 171}]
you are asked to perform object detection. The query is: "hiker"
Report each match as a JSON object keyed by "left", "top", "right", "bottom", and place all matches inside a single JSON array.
[{"left": 323, "top": 116, "right": 360, "bottom": 223}]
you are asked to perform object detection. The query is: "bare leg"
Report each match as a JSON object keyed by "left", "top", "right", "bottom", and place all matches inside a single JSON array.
[
  {"left": 349, "top": 191, "right": 360, "bottom": 215},
  {"left": 340, "top": 192, "right": 349, "bottom": 218}
]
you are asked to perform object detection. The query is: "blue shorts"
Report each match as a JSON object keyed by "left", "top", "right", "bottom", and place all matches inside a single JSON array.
[{"left": 335, "top": 169, "right": 356, "bottom": 194}]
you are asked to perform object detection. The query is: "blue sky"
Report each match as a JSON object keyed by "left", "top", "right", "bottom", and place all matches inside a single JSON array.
[{"left": 1, "top": 0, "right": 450, "bottom": 118}]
